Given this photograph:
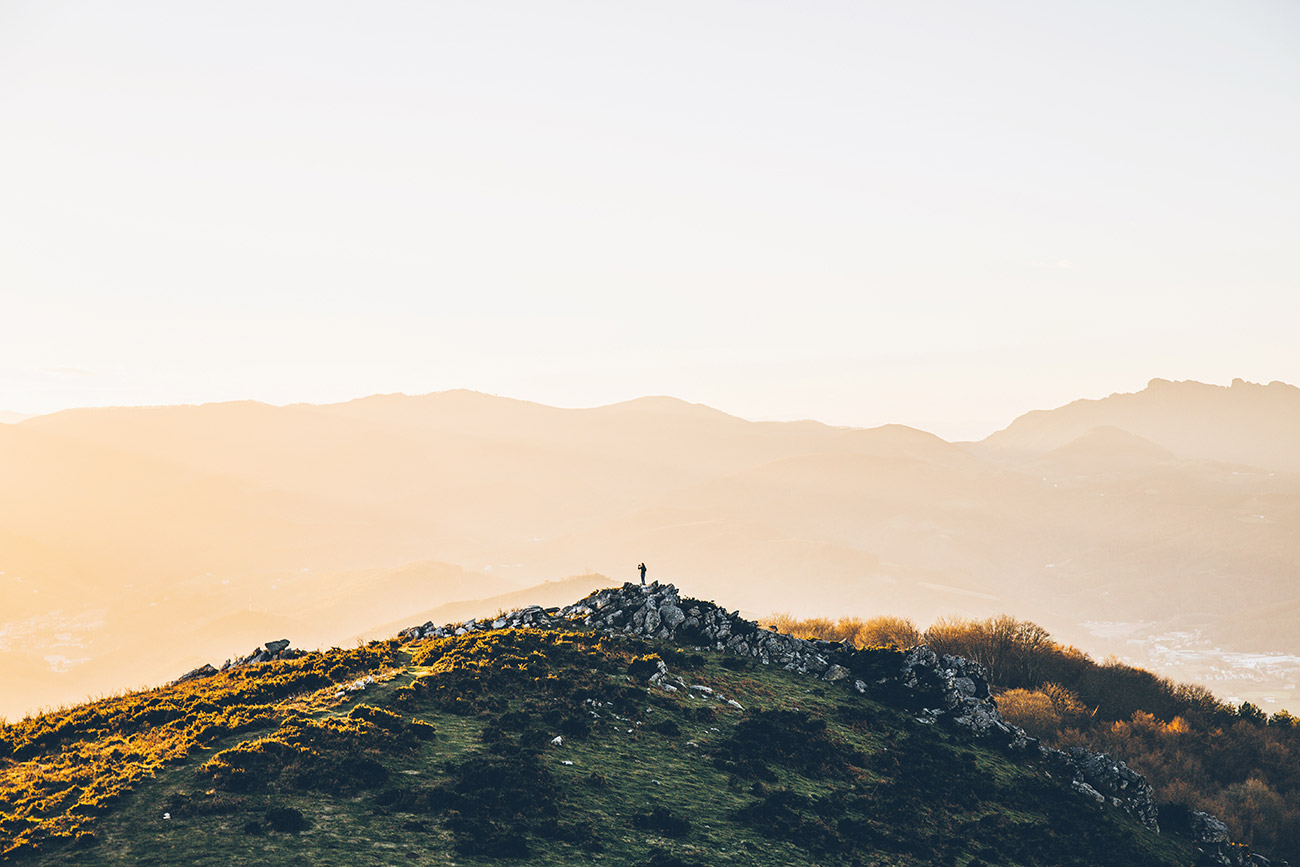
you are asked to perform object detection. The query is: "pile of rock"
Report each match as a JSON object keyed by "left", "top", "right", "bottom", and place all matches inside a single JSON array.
[
  {"left": 1043, "top": 745, "right": 1159, "bottom": 829},
  {"left": 170, "top": 638, "right": 306, "bottom": 686},
  {"left": 221, "top": 638, "right": 305, "bottom": 670},
  {"left": 398, "top": 604, "right": 563, "bottom": 640},
  {"left": 562, "top": 582, "right": 854, "bottom": 678}
]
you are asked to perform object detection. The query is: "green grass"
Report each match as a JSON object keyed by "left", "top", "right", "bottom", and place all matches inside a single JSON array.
[{"left": 2, "top": 628, "right": 1197, "bottom": 866}]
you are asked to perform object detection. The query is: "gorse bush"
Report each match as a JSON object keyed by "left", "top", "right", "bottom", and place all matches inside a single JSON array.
[{"left": 0, "top": 642, "right": 399, "bottom": 856}]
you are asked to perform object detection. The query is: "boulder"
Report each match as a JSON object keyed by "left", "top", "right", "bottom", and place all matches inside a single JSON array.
[
  {"left": 1072, "top": 780, "right": 1106, "bottom": 804},
  {"left": 1189, "top": 810, "right": 1231, "bottom": 844},
  {"left": 172, "top": 664, "right": 218, "bottom": 685}
]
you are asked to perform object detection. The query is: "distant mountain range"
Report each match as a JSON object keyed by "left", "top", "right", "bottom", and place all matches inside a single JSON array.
[
  {"left": 976, "top": 377, "right": 1300, "bottom": 472},
  {"left": 1, "top": 379, "right": 1297, "bottom": 720}
]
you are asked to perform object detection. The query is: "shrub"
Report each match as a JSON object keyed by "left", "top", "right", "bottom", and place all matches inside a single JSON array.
[
  {"left": 997, "top": 689, "right": 1062, "bottom": 740},
  {"left": 632, "top": 805, "right": 691, "bottom": 837},
  {"left": 265, "top": 806, "right": 309, "bottom": 833},
  {"left": 627, "top": 654, "right": 665, "bottom": 682}
]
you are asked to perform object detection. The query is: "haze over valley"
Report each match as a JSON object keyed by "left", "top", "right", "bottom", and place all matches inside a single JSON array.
[{"left": 2, "top": 377, "right": 1297, "bottom": 720}]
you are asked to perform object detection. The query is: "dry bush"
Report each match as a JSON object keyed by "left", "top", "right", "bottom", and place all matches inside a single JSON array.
[
  {"left": 1040, "top": 682, "right": 1092, "bottom": 728},
  {"left": 996, "top": 689, "right": 1062, "bottom": 740},
  {"left": 858, "top": 616, "right": 921, "bottom": 648},
  {"left": 924, "top": 614, "right": 1055, "bottom": 688},
  {"left": 764, "top": 613, "right": 918, "bottom": 649}
]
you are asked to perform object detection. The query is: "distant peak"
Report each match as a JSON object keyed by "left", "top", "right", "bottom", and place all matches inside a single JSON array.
[{"left": 592, "top": 396, "right": 738, "bottom": 418}]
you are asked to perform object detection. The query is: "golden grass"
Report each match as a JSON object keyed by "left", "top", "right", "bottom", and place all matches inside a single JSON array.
[{"left": 0, "top": 641, "right": 398, "bottom": 857}]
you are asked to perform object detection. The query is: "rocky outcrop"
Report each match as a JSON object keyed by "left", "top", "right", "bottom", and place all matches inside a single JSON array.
[
  {"left": 170, "top": 663, "right": 218, "bottom": 685},
  {"left": 1184, "top": 811, "right": 1289, "bottom": 867},
  {"left": 1041, "top": 745, "right": 1159, "bottom": 830},
  {"left": 168, "top": 639, "right": 310, "bottom": 686},
  {"left": 220, "top": 639, "right": 306, "bottom": 672},
  {"left": 1190, "top": 811, "right": 1232, "bottom": 845},
  {"left": 398, "top": 604, "right": 563, "bottom": 640}
]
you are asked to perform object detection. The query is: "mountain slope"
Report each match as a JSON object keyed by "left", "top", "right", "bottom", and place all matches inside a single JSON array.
[{"left": 1, "top": 584, "right": 1209, "bottom": 866}]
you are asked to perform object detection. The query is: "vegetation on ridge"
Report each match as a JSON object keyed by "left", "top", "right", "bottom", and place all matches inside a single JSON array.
[
  {"left": 0, "top": 617, "right": 1196, "bottom": 865},
  {"left": 777, "top": 611, "right": 1300, "bottom": 863}
]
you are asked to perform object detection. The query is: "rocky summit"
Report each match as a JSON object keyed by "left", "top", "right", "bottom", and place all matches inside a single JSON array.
[{"left": 0, "top": 582, "right": 1281, "bottom": 866}]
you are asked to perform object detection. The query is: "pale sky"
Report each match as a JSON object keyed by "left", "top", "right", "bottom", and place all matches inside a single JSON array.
[{"left": 2, "top": 1, "right": 1297, "bottom": 440}]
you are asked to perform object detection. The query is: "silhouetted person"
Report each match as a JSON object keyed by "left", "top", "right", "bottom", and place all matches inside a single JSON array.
[{"left": 638, "top": 562, "right": 647, "bottom": 585}]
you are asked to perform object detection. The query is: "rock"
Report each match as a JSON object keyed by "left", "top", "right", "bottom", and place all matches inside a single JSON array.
[
  {"left": 660, "top": 604, "right": 686, "bottom": 630},
  {"left": 265, "top": 639, "right": 291, "bottom": 655},
  {"left": 1072, "top": 780, "right": 1105, "bottom": 804},
  {"left": 1060, "top": 746, "right": 1159, "bottom": 830},
  {"left": 823, "top": 664, "right": 850, "bottom": 682},
  {"left": 172, "top": 663, "right": 218, "bottom": 685},
  {"left": 1189, "top": 810, "right": 1231, "bottom": 844}
]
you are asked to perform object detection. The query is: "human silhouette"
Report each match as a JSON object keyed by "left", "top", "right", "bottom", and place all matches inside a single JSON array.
[{"left": 638, "top": 562, "right": 647, "bottom": 585}]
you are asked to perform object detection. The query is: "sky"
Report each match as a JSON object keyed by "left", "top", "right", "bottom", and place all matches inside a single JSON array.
[{"left": 2, "top": 1, "right": 1297, "bottom": 440}]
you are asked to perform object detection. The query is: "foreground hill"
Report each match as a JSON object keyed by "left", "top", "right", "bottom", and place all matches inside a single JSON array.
[{"left": 6, "top": 583, "right": 1274, "bottom": 866}]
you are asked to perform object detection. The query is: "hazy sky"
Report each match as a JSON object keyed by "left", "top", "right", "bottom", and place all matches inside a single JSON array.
[{"left": 2, "top": 1, "right": 1297, "bottom": 439}]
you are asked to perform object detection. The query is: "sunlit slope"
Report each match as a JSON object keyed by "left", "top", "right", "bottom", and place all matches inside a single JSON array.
[{"left": 978, "top": 378, "right": 1300, "bottom": 472}]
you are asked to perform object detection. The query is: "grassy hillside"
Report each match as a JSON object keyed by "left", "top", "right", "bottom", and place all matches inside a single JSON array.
[{"left": 0, "top": 592, "right": 1206, "bottom": 866}]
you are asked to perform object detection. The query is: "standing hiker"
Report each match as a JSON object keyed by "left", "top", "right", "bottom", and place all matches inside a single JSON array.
[{"left": 638, "top": 562, "right": 647, "bottom": 585}]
